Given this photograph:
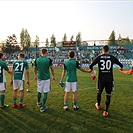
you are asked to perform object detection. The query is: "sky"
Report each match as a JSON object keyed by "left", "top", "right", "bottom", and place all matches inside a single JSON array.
[{"left": 0, "top": 0, "right": 133, "bottom": 43}]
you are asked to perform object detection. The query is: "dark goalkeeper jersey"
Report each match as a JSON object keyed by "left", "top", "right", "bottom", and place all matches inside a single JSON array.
[{"left": 89, "top": 54, "right": 123, "bottom": 82}]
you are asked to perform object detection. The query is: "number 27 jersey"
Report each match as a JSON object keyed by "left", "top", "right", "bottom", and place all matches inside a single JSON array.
[
  {"left": 90, "top": 54, "right": 123, "bottom": 81},
  {"left": 13, "top": 60, "right": 29, "bottom": 80}
]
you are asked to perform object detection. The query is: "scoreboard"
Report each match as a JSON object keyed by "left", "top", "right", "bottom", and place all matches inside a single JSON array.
[
  {"left": 62, "top": 41, "right": 77, "bottom": 47},
  {"left": 62, "top": 41, "right": 77, "bottom": 51}
]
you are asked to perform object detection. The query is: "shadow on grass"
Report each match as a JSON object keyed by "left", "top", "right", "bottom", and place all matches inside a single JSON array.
[{"left": 0, "top": 102, "right": 132, "bottom": 133}]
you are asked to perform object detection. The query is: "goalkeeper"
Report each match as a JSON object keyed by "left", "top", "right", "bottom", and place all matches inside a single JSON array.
[{"left": 60, "top": 51, "right": 91, "bottom": 111}]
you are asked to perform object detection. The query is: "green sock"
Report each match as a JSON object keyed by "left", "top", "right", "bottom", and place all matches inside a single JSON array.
[
  {"left": 37, "top": 92, "right": 41, "bottom": 103},
  {"left": 42, "top": 93, "right": 48, "bottom": 109},
  {"left": 64, "top": 102, "right": 68, "bottom": 106},
  {"left": 13, "top": 98, "right": 17, "bottom": 104},
  {"left": 0, "top": 93, "right": 5, "bottom": 107},
  {"left": 73, "top": 101, "right": 77, "bottom": 106},
  {"left": 19, "top": 98, "right": 23, "bottom": 104}
]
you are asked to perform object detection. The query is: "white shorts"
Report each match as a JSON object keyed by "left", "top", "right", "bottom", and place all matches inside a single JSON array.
[
  {"left": 37, "top": 79, "right": 50, "bottom": 93},
  {"left": 13, "top": 80, "right": 24, "bottom": 91},
  {"left": 0, "top": 83, "right": 6, "bottom": 91},
  {"left": 65, "top": 82, "right": 77, "bottom": 92}
]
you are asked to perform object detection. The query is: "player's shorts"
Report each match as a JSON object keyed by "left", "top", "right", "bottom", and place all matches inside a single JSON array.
[
  {"left": 97, "top": 80, "right": 114, "bottom": 96},
  {"left": 0, "top": 82, "right": 6, "bottom": 91},
  {"left": 65, "top": 82, "right": 77, "bottom": 92},
  {"left": 13, "top": 80, "right": 24, "bottom": 91},
  {"left": 37, "top": 79, "right": 50, "bottom": 93}
]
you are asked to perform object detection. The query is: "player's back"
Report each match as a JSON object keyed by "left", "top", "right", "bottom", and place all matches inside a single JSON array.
[
  {"left": 65, "top": 59, "right": 77, "bottom": 82},
  {"left": 13, "top": 60, "right": 28, "bottom": 80},
  {"left": 36, "top": 57, "right": 51, "bottom": 80},
  {"left": 97, "top": 54, "right": 118, "bottom": 81}
]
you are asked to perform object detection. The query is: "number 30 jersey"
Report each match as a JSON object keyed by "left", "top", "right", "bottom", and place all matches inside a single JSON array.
[
  {"left": 89, "top": 54, "right": 123, "bottom": 82},
  {"left": 13, "top": 60, "right": 29, "bottom": 80}
]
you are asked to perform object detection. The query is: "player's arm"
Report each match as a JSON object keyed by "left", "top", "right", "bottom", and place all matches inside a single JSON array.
[
  {"left": 49, "top": 58, "right": 56, "bottom": 82},
  {"left": 7, "top": 69, "right": 12, "bottom": 75},
  {"left": 50, "top": 66, "right": 56, "bottom": 82},
  {"left": 4, "top": 62, "right": 12, "bottom": 75},
  {"left": 76, "top": 61, "right": 92, "bottom": 73},
  {"left": 79, "top": 68, "right": 92, "bottom": 73},
  {"left": 119, "top": 69, "right": 132, "bottom": 75},
  {"left": 113, "top": 56, "right": 123, "bottom": 69},
  {"left": 10, "top": 69, "right": 14, "bottom": 86},
  {"left": 26, "top": 69, "right": 30, "bottom": 86},
  {"left": 89, "top": 56, "right": 99, "bottom": 70},
  {"left": 60, "top": 70, "right": 66, "bottom": 82},
  {"left": 34, "top": 58, "right": 38, "bottom": 81}
]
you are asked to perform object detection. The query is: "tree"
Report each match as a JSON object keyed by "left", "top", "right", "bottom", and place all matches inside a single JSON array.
[
  {"left": 76, "top": 32, "right": 82, "bottom": 46},
  {"left": 20, "top": 28, "right": 31, "bottom": 50},
  {"left": 117, "top": 37, "right": 132, "bottom": 45},
  {"left": 62, "top": 33, "right": 67, "bottom": 42},
  {"left": 108, "top": 30, "right": 117, "bottom": 45},
  {"left": 70, "top": 35, "right": 74, "bottom": 41},
  {"left": 2, "top": 34, "right": 20, "bottom": 53},
  {"left": 50, "top": 34, "right": 56, "bottom": 47},
  {"left": 34, "top": 35, "right": 40, "bottom": 47},
  {"left": 45, "top": 38, "right": 49, "bottom": 47}
]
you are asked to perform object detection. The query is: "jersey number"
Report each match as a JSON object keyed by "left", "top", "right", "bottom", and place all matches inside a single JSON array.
[
  {"left": 100, "top": 60, "right": 111, "bottom": 70},
  {"left": 15, "top": 63, "right": 24, "bottom": 71}
]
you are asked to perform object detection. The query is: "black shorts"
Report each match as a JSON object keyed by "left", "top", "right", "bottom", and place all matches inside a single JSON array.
[{"left": 97, "top": 80, "right": 114, "bottom": 96}]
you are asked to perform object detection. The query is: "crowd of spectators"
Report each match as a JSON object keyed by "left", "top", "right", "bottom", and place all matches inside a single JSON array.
[{"left": 3, "top": 46, "right": 133, "bottom": 66}]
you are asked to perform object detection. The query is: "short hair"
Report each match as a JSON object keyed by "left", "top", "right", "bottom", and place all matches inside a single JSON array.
[
  {"left": 41, "top": 48, "right": 47, "bottom": 54},
  {"left": 68, "top": 51, "right": 75, "bottom": 58},
  {"left": 18, "top": 53, "right": 25, "bottom": 58},
  {"left": 0, "top": 52, "right": 3, "bottom": 59},
  {"left": 103, "top": 45, "right": 109, "bottom": 52}
]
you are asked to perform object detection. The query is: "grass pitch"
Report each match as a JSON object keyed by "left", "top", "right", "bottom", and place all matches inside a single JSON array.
[{"left": 0, "top": 66, "right": 133, "bottom": 133}]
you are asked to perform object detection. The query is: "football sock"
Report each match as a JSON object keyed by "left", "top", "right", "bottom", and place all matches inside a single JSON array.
[
  {"left": 37, "top": 92, "right": 41, "bottom": 103},
  {"left": 0, "top": 93, "right": 5, "bottom": 107},
  {"left": 97, "top": 93, "right": 101, "bottom": 106},
  {"left": 42, "top": 93, "right": 48, "bottom": 109},
  {"left": 13, "top": 98, "right": 17, "bottom": 104},
  {"left": 73, "top": 101, "right": 77, "bottom": 106},
  {"left": 19, "top": 98, "right": 23, "bottom": 104},
  {"left": 105, "top": 95, "right": 111, "bottom": 112},
  {"left": 64, "top": 102, "right": 68, "bottom": 106}
]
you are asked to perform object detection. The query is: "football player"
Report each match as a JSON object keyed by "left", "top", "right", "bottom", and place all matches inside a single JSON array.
[
  {"left": 89, "top": 45, "right": 123, "bottom": 117},
  {"left": 60, "top": 51, "right": 91, "bottom": 111}
]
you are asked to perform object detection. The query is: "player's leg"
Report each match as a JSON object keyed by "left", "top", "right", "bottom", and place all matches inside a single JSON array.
[
  {"left": 63, "top": 82, "right": 70, "bottom": 110},
  {"left": 64, "top": 92, "right": 69, "bottom": 103},
  {"left": 0, "top": 83, "right": 8, "bottom": 108},
  {"left": 0, "top": 90, "right": 5, "bottom": 107},
  {"left": 37, "top": 92, "right": 42, "bottom": 106},
  {"left": 72, "top": 82, "right": 79, "bottom": 110},
  {"left": 37, "top": 80, "right": 43, "bottom": 107},
  {"left": 19, "top": 80, "right": 25, "bottom": 108},
  {"left": 41, "top": 92, "right": 48, "bottom": 109},
  {"left": 40, "top": 79, "right": 50, "bottom": 112},
  {"left": 12, "top": 80, "right": 18, "bottom": 108},
  {"left": 103, "top": 81, "right": 113, "bottom": 117},
  {"left": 0, "top": 90, "right": 5, "bottom": 108},
  {"left": 95, "top": 80, "right": 104, "bottom": 110}
]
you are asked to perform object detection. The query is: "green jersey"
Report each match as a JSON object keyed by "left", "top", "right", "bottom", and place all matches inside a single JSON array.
[
  {"left": 0, "top": 60, "right": 9, "bottom": 83},
  {"left": 13, "top": 60, "right": 29, "bottom": 80},
  {"left": 35, "top": 56, "right": 53, "bottom": 80},
  {"left": 64, "top": 59, "right": 81, "bottom": 82}
]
